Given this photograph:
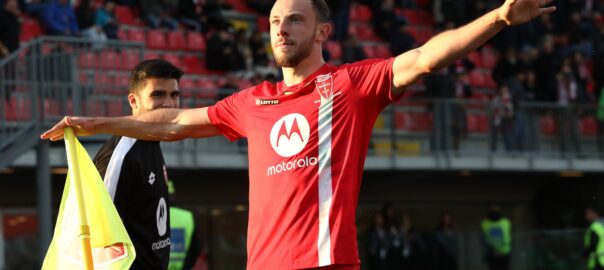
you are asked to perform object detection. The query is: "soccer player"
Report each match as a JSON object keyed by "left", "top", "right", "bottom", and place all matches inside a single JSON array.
[
  {"left": 93, "top": 59, "right": 182, "bottom": 269},
  {"left": 42, "top": 0, "right": 555, "bottom": 269}
]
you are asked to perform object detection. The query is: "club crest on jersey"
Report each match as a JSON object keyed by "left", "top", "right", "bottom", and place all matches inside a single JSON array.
[
  {"left": 270, "top": 113, "right": 310, "bottom": 157},
  {"left": 315, "top": 73, "right": 334, "bottom": 100}
]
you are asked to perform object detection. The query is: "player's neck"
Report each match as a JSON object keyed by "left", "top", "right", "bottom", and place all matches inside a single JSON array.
[{"left": 281, "top": 53, "right": 325, "bottom": 87}]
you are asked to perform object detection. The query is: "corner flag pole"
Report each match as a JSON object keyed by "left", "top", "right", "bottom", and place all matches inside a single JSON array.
[{"left": 64, "top": 127, "right": 94, "bottom": 270}]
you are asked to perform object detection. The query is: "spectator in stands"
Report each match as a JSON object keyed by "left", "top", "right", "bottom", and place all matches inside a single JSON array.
[
  {"left": 451, "top": 64, "right": 472, "bottom": 151},
  {"left": 206, "top": 29, "right": 239, "bottom": 72},
  {"left": 598, "top": 87, "right": 604, "bottom": 156},
  {"left": 367, "top": 212, "right": 390, "bottom": 270},
  {"left": 247, "top": 0, "right": 272, "bottom": 14},
  {"left": 326, "top": 0, "right": 349, "bottom": 42},
  {"left": 389, "top": 21, "right": 416, "bottom": 57},
  {"left": 41, "top": 0, "right": 79, "bottom": 36},
  {"left": 249, "top": 29, "right": 269, "bottom": 67},
  {"left": 534, "top": 35, "right": 561, "bottom": 102},
  {"left": 425, "top": 68, "right": 456, "bottom": 151},
  {"left": 507, "top": 67, "right": 530, "bottom": 152},
  {"left": 490, "top": 85, "right": 514, "bottom": 152},
  {"left": 341, "top": 34, "right": 366, "bottom": 64},
  {"left": 493, "top": 47, "right": 521, "bottom": 86},
  {"left": 201, "top": 0, "right": 232, "bottom": 33},
  {"left": 433, "top": 212, "right": 459, "bottom": 270},
  {"left": 178, "top": 0, "right": 203, "bottom": 32},
  {"left": 372, "top": 0, "right": 404, "bottom": 40},
  {"left": 0, "top": 0, "right": 19, "bottom": 102},
  {"left": 398, "top": 213, "right": 428, "bottom": 270},
  {"left": 556, "top": 59, "right": 582, "bottom": 155},
  {"left": 140, "top": 0, "right": 178, "bottom": 30},
  {"left": 77, "top": 0, "right": 107, "bottom": 44},
  {"left": 0, "top": 0, "right": 20, "bottom": 58},
  {"left": 95, "top": 0, "right": 118, "bottom": 40}
]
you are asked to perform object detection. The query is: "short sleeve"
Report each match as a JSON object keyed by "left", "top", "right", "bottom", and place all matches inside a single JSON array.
[
  {"left": 344, "top": 58, "right": 402, "bottom": 107},
  {"left": 207, "top": 91, "right": 247, "bottom": 141}
]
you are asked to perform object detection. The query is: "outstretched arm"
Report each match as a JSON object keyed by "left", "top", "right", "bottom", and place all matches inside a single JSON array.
[
  {"left": 40, "top": 107, "right": 221, "bottom": 141},
  {"left": 391, "top": 0, "right": 556, "bottom": 95}
]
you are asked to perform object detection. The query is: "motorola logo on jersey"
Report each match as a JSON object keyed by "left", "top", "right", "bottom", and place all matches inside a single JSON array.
[
  {"left": 270, "top": 113, "right": 310, "bottom": 157},
  {"left": 156, "top": 197, "right": 168, "bottom": 236}
]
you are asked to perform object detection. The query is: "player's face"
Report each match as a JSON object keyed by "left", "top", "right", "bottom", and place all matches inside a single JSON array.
[
  {"left": 129, "top": 78, "right": 180, "bottom": 116},
  {"left": 269, "top": 0, "right": 318, "bottom": 67}
]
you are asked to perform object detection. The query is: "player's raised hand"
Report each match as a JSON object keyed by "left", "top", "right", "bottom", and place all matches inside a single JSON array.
[
  {"left": 40, "top": 116, "right": 96, "bottom": 141},
  {"left": 498, "top": 0, "right": 556, "bottom": 26}
]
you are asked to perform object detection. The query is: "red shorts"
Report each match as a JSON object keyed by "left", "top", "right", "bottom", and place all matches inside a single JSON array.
[{"left": 304, "top": 264, "right": 360, "bottom": 270}]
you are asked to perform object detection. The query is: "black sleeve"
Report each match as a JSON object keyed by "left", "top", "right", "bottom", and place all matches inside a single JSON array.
[
  {"left": 586, "top": 230, "right": 599, "bottom": 259},
  {"left": 182, "top": 227, "right": 202, "bottom": 270},
  {"left": 93, "top": 136, "right": 121, "bottom": 179}
]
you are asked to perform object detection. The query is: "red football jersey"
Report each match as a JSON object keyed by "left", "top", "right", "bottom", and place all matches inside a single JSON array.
[{"left": 208, "top": 58, "right": 401, "bottom": 269}]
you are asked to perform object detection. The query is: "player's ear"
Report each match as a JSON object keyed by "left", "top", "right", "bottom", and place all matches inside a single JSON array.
[
  {"left": 316, "top": 22, "right": 331, "bottom": 42},
  {"left": 128, "top": 92, "right": 139, "bottom": 111}
]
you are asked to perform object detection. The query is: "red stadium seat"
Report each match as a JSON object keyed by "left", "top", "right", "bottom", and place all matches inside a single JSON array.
[
  {"left": 121, "top": 50, "right": 141, "bottom": 70},
  {"left": 198, "top": 78, "right": 218, "bottom": 99},
  {"left": 144, "top": 51, "right": 160, "bottom": 60},
  {"left": 162, "top": 53, "right": 182, "bottom": 68},
  {"left": 324, "top": 41, "right": 342, "bottom": 60},
  {"left": 467, "top": 113, "right": 489, "bottom": 133},
  {"left": 481, "top": 47, "right": 499, "bottom": 69},
  {"left": 398, "top": 9, "right": 434, "bottom": 26},
  {"left": 178, "top": 77, "right": 196, "bottom": 98},
  {"left": 374, "top": 44, "right": 392, "bottom": 59},
  {"left": 128, "top": 28, "right": 146, "bottom": 43},
  {"left": 114, "top": 5, "right": 135, "bottom": 25},
  {"left": 117, "top": 28, "right": 128, "bottom": 40},
  {"left": 581, "top": 116, "right": 598, "bottom": 136},
  {"left": 395, "top": 111, "right": 409, "bottom": 130},
  {"left": 540, "top": 115, "right": 557, "bottom": 135},
  {"left": 93, "top": 73, "right": 114, "bottom": 94},
  {"left": 362, "top": 44, "right": 376, "bottom": 59},
  {"left": 256, "top": 16, "right": 270, "bottom": 33},
  {"left": 350, "top": 4, "right": 372, "bottom": 22},
  {"left": 350, "top": 23, "right": 379, "bottom": 41},
  {"left": 168, "top": 31, "right": 187, "bottom": 51},
  {"left": 186, "top": 32, "right": 206, "bottom": 51},
  {"left": 78, "top": 52, "right": 97, "bottom": 68},
  {"left": 20, "top": 19, "right": 43, "bottom": 41},
  {"left": 182, "top": 55, "right": 203, "bottom": 74},
  {"left": 467, "top": 51, "right": 483, "bottom": 68},
  {"left": 469, "top": 70, "right": 486, "bottom": 88},
  {"left": 98, "top": 50, "right": 120, "bottom": 69},
  {"left": 107, "top": 101, "right": 125, "bottom": 117},
  {"left": 84, "top": 99, "right": 105, "bottom": 116},
  {"left": 147, "top": 30, "right": 167, "bottom": 49}
]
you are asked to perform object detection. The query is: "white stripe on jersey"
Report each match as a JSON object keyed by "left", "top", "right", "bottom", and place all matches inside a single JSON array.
[
  {"left": 103, "top": 137, "right": 137, "bottom": 200},
  {"left": 317, "top": 91, "right": 334, "bottom": 266}
]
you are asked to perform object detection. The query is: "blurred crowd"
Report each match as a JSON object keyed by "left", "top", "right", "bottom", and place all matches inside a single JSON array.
[{"left": 2, "top": 0, "right": 604, "bottom": 154}]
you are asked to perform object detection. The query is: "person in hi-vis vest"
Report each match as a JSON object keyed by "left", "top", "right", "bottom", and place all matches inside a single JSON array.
[
  {"left": 168, "top": 180, "right": 202, "bottom": 270},
  {"left": 481, "top": 205, "right": 511, "bottom": 270},
  {"left": 585, "top": 205, "right": 604, "bottom": 270}
]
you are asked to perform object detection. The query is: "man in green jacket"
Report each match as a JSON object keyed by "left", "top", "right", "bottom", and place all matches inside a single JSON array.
[
  {"left": 481, "top": 205, "right": 511, "bottom": 270},
  {"left": 168, "top": 180, "right": 202, "bottom": 270},
  {"left": 585, "top": 205, "right": 604, "bottom": 270}
]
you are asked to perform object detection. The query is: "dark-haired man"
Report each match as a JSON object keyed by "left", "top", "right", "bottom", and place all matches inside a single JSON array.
[
  {"left": 93, "top": 59, "right": 182, "bottom": 269},
  {"left": 43, "top": 0, "right": 555, "bottom": 269}
]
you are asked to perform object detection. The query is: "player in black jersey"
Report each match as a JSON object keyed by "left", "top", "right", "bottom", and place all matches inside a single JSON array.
[{"left": 93, "top": 59, "right": 183, "bottom": 269}]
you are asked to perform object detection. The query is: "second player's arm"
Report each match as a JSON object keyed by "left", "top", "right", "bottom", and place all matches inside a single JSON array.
[{"left": 42, "top": 107, "right": 221, "bottom": 141}]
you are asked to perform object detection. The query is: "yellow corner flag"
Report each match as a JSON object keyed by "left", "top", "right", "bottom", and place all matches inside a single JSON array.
[{"left": 42, "top": 128, "right": 136, "bottom": 269}]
